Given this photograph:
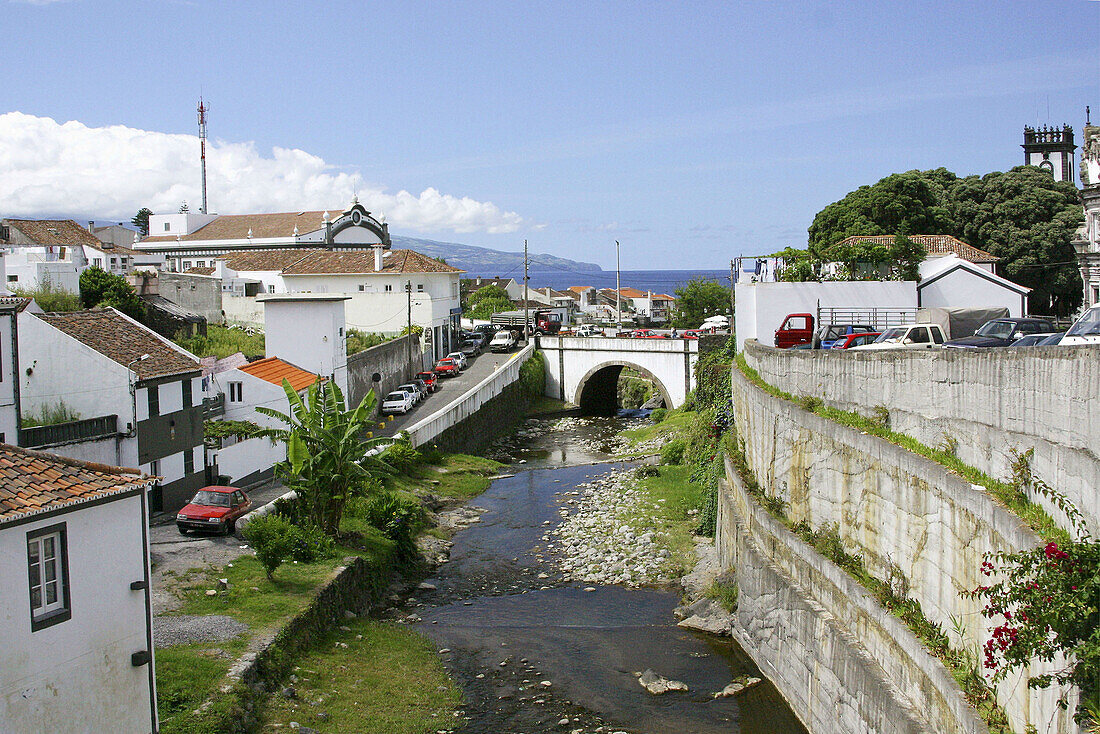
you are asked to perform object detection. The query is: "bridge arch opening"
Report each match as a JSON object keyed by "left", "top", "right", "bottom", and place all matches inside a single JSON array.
[{"left": 574, "top": 361, "right": 672, "bottom": 415}]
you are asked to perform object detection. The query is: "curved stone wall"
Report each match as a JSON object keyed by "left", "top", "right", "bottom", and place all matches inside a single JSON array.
[
  {"left": 727, "top": 363, "right": 1078, "bottom": 732},
  {"left": 742, "top": 339, "right": 1100, "bottom": 535}
]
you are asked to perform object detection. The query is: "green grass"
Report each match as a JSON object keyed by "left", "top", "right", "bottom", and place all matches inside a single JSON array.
[
  {"left": 156, "top": 639, "right": 248, "bottom": 726},
  {"left": 735, "top": 353, "right": 1069, "bottom": 544},
  {"left": 628, "top": 465, "right": 704, "bottom": 576},
  {"left": 383, "top": 453, "right": 504, "bottom": 500},
  {"left": 259, "top": 619, "right": 461, "bottom": 733},
  {"left": 20, "top": 401, "right": 82, "bottom": 428},
  {"left": 618, "top": 409, "right": 695, "bottom": 454},
  {"left": 174, "top": 324, "right": 265, "bottom": 359},
  {"left": 526, "top": 395, "right": 576, "bottom": 415},
  {"left": 705, "top": 579, "right": 739, "bottom": 612}
]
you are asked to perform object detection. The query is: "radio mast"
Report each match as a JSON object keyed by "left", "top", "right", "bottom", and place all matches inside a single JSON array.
[{"left": 197, "top": 98, "right": 209, "bottom": 214}]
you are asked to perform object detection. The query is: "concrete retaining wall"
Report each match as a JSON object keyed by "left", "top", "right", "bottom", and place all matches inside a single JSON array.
[
  {"left": 719, "top": 462, "right": 985, "bottom": 734},
  {"left": 404, "top": 342, "right": 535, "bottom": 448},
  {"left": 743, "top": 340, "right": 1100, "bottom": 535},
  {"left": 727, "top": 363, "right": 1078, "bottom": 733},
  {"left": 346, "top": 335, "right": 422, "bottom": 416}
]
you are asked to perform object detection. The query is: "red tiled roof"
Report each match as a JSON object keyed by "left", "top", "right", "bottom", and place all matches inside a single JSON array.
[
  {"left": 0, "top": 444, "right": 153, "bottom": 524},
  {"left": 140, "top": 210, "right": 336, "bottom": 243},
  {"left": 1, "top": 219, "right": 103, "bottom": 248},
  {"left": 836, "top": 235, "right": 1000, "bottom": 263},
  {"left": 35, "top": 309, "right": 201, "bottom": 380},
  {"left": 218, "top": 248, "right": 463, "bottom": 275},
  {"left": 184, "top": 267, "right": 216, "bottom": 276},
  {"left": 238, "top": 357, "right": 321, "bottom": 392}
]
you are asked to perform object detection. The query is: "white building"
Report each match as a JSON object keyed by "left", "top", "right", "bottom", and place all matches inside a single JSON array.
[
  {"left": 217, "top": 249, "right": 463, "bottom": 361},
  {"left": 18, "top": 308, "right": 206, "bottom": 514},
  {"left": 0, "top": 445, "right": 158, "bottom": 733},
  {"left": 1075, "top": 122, "right": 1100, "bottom": 309},
  {"left": 917, "top": 254, "right": 1030, "bottom": 316},
  {"left": 260, "top": 293, "right": 350, "bottom": 396},
  {"left": 211, "top": 356, "right": 320, "bottom": 485},
  {"left": 0, "top": 296, "right": 32, "bottom": 443}
]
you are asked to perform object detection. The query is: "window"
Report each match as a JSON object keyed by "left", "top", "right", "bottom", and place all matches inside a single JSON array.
[
  {"left": 6, "top": 275, "right": 16, "bottom": 283},
  {"left": 182, "top": 261, "right": 192, "bottom": 270},
  {"left": 385, "top": 284, "right": 393, "bottom": 292},
  {"left": 110, "top": 257, "right": 117, "bottom": 266},
  {"left": 909, "top": 328, "right": 929, "bottom": 344},
  {"left": 267, "top": 285, "right": 275, "bottom": 294},
  {"left": 358, "top": 284, "right": 365, "bottom": 292},
  {"left": 932, "top": 328, "right": 944, "bottom": 345},
  {"left": 228, "top": 381, "right": 243, "bottom": 403},
  {"left": 147, "top": 384, "right": 159, "bottom": 417},
  {"left": 417, "top": 283, "right": 424, "bottom": 292},
  {"left": 195, "top": 261, "right": 205, "bottom": 268},
  {"left": 183, "top": 448, "right": 194, "bottom": 475},
  {"left": 231, "top": 491, "right": 244, "bottom": 506},
  {"left": 27, "top": 524, "right": 70, "bottom": 631},
  {"left": 182, "top": 380, "right": 192, "bottom": 409},
  {"left": 93, "top": 257, "right": 103, "bottom": 267},
  {"left": 1093, "top": 286, "right": 1099, "bottom": 306},
  {"left": 164, "top": 222, "right": 170, "bottom": 232}
]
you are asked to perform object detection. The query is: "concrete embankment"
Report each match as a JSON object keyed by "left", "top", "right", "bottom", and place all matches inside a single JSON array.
[
  {"left": 720, "top": 360, "right": 1078, "bottom": 733},
  {"left": 743, "top": 339, "right": 1100, "bottom": 536}
]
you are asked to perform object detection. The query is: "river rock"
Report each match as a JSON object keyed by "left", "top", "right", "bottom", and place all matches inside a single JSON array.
[
  {"left": 713, "top": 676, "right": 761, "bottom": 697},
  {"left": 637, "top": 669, "right": 688, "bottom": 694},
  {"left": 675, "top": 597, "right": 733, "bottom": 636}
]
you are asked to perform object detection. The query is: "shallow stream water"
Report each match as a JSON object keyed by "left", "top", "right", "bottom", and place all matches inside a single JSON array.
[{"left": 412, "top": 414, "right": 806, "bottom": 733}]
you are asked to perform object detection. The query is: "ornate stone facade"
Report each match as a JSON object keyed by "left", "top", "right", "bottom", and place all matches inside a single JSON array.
[{"left": 1074, "top": 124, "right": 1100, "bottom": 308}]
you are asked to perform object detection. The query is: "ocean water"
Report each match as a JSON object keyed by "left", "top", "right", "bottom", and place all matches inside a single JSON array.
[{"left": 463, "top": 268, "right": 732, "bottom": 295}]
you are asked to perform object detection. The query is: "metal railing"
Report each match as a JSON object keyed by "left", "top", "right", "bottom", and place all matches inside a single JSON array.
[
  {"left": 404, "top": 341, "right": 535, "bottom": 447},
  {"left": 20, "top": 414, "right": 118, "bottom": 448},
  {"left": 202, "top": 394, "right": 225, "bottom": 419},
  {"left": 817, "top": 307, "right": 917, "bottom": 331}
]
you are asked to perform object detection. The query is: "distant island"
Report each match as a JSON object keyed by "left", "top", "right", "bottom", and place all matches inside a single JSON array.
[{"left": 391, "top": 235, "right": 603, "bottom": 274}]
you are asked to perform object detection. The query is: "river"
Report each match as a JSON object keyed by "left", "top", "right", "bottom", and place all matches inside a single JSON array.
[{"left": 408, "top": 413, "right": 805, "bottom": 734}]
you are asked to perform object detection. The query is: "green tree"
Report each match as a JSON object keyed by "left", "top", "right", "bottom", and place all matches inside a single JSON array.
[
  {"left": 79, "top": 266, "right": 145, "bottom": 320},
  {"left": 131, "top": 207, "right": 152, "bottom": 236},
  {"left": 672, "top": 278, "right": 729, "bottom": 328},
  {"left": 466, "top": 284, "right": 513, "bottom": 320},
  {"left": 889, "top": 231, "right": 926, "bottom": 282},
  {"left": 79, "top": 266, "right": 116, "bottom": 308},
  {"left": 252, "top": 380, "right": 391, "bottom": 535}
]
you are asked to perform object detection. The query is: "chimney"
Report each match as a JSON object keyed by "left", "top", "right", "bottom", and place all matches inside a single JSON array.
[
  {"left": 373, "top": 245, "right": 383, "bottom": 272},
  {"left": 88, "top": 220, "right": 95, "bottom": 231}
]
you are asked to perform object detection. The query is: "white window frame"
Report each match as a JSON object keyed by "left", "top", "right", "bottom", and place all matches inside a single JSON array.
[
  {"left": 228, "top": 381, "right": 243, "bottom": 403},
  {"left": 27, "top": 523, "right": 70, "bottom": 631}
]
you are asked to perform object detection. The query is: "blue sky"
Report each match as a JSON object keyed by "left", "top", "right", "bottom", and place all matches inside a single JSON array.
[{"left": 1, "top": 0, "right": 1097, "bottom": 270}]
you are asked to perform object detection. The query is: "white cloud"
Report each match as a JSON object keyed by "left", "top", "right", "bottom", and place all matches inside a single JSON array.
[{"left": 0, "top": 112, "right": 524, "bottom": 234}]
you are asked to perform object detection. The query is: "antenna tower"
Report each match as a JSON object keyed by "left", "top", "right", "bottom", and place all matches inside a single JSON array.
[{"left": 197, "top": 98, "right": 209, "bottom": 214}]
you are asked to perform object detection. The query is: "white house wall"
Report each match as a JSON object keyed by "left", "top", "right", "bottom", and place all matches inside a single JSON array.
[
  {"left": 917, "top": 269, "right": 1026, "bottom": 317},
  {"left": 0, "top": 314, "right": 18, "bottom": 443},
  {"left": 0, "top": 494, "right": 155, "bottom": 733},
  {"left": 213, "top": 370, "right": 288, "bottom": 483}
]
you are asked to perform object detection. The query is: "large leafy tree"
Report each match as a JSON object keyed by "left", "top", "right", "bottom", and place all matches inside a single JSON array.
[
  {"left": 672, "top": 278, "right": 730, "bottom": 328},
  {"left": 466, "top": 284, "right": 513, "bottom": 320},
  {"left": 79, "top": 266, "right": 145, "bottom": 321},
  {"left": 806, "top": 166, "right": 1084, "bottom": 315},
  {"left": 252, "top": 380, "right": 392, "bottom": 535}
]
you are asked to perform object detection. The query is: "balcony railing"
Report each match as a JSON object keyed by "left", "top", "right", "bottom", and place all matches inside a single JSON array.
[
  {"left": 20, "top": 414, "right": 118, "bottom": 448},
  {"left": 202, "top": 394, "right": 225, "bottom": 419}
]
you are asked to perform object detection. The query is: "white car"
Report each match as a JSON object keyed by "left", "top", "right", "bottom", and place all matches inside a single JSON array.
[
  {"left": 446, "top": 351, "right": 468, "bottom": 370},
  {"left": 1062, "top": 304, "right": 1100, "bottom": 345},
  {"left": 381, "top": 390, "right": 415, "bottom": 415},
  {"left": 489, "top": 330, "right": 517, "bottom": 352},
  {"left": 850, "top": 324, "right": 946, "bottom": 351},
  {"left": 574, "top": 325, "right": 604, "bottom": 338},
  {"left": 397, "top": 383, "right": 424, "bottom": 404}
]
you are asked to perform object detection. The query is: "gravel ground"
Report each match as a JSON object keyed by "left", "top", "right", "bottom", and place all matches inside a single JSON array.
[{"left": 153, "top": 614, "right": 249, "bottom": 647}]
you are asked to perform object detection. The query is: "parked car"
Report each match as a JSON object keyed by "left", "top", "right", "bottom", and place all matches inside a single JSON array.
[
  {"left": 775, "top": 313, "right": 815, "bottom": 348},
  {"left": 416, "top": 371, "right": 439, "bottom": 393},
  {"left": 1009, "top": 332, "right": 1061, "bottom": 347},
  {"left": 489, "top": 330, "right": 517, "bottom": 352},
  {"left": 446, "top": 351, "right": 469, "bottom": 370},
  {"left": 943, "top": 317, "right": 1055, "bottom": 348},
  {"left": 382, "top": 389, "right": 416, "bottom": 414},
  {"left": 830, "top": 332, "right": 881, "bottom": 349},
  {"left": 397, "top": 382, "right": 426, "bottom": 403},
  {"left": 817, "top": 324, "right": 875, "bottom": 349},
  {"left": 681, "top": 330, "right": 701, "bottom": 339},
  {"left": 435, "top": 358, "right": 460, "bottom": 376},
  {"left": 1037, "top": 332, "right": 1065, "bottom": 346},
  {"left": 176, "top": 486, "right": 252, "bottom": 535},
  {"left": 463, "top": 331, "right": 487, "bottom": 348},
  {"left": 460, "top": 339, "right": 482, "bottom": 357},
  {"left": 473, "top": 324, "right": 499, "bottom": 338},
  {"left": 850, "top": 324, "right": 946, "bottom": 351},
  {"left": 645, "top": 333, "right": 670, "bottom": 339},
  {"left": 573, "top": 324, "right": 605, "bottom": 338},
  {"left": 630, "top": 329, "right": 655, "bottom": 338},
  {"left": 1061, "top": 304, "right": 1100, "bottom": 346}
]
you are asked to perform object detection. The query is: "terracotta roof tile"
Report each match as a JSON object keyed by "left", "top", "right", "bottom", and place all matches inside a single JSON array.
[
  {"left": 1, "top": 219, "right": 103, "bottom": 248},
  {"left": 140, "top": 210, "right": 335, "bottom": 243},
  {"left": 183, "top": 266, "right": 216, "bottom": 276},
  {"left": 35, "top": 309, "right": 201, "bottom": 380},
  {"left": 218, "top": 248, "right": 463, "bottom": 275},
  {"left": 0, "top": 444, "right": 153, "bottom": 524},
  {"left": 238, "top": 357, "right": 321, "bottom": 392},
  {"left": 836, "top": 235, "right": 1000, "bottom": 263}
]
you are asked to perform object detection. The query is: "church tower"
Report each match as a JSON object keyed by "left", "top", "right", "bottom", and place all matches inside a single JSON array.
[{"left": 1022, "top": 124, "right": 1076, "bottom": 182}]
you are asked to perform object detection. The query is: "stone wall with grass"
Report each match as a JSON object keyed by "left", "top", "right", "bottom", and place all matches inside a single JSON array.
[
  {"left": 725, "top": 362, "right": 1078, "bottom": 733},
  {"left": 742, "top": 339, "right": 1100, "bottom": 536},
  {"left": 718, "top": 465, "right": 984, "bottom": 734}
]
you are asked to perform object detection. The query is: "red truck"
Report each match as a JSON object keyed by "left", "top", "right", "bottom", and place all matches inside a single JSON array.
[
  {"left": 775, "top": 313, "right": 814, "bottom": 348},
  {"left": 491, "top": 309, "right": 563, "bottom": 335}
]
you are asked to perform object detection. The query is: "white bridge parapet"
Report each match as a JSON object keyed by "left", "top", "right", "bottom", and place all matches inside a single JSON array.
[
  {"left": 403, "top": 341, "right": 536, "bottom": 447},
  {"left": 539, "top": 336, "right": 699, "bottom": 409}
]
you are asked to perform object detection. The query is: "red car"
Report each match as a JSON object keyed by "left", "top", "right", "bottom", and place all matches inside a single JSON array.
[
  {"left": 831, "top": 332, "right": 881, "bottom": 350},
  {"left": 630, "top": 329, "right": 655, "bottom": 338},
  {"left": 681, "top": 330, "right": 701, "bottom": 340},
  {"left": 416, "top": 371, "right": 439, "bottom": 393},
  {"left": 176, "top": 486, "right": 252, "bottom": 535},
  {"left": 435, "top": 358, "right": 460, "bottom": 377},
  {"left": 645, "top": 333, "right": 670, "bottom": 339}
]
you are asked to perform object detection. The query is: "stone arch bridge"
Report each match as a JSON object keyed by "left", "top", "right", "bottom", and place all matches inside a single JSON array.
[{"left": 539, "top": 336, "right": 699, "bottom": 412}]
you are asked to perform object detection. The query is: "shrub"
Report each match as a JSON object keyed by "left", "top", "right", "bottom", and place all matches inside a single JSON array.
[
  {"left": 635, "top": 464, "right": 660, "bottom": 479},
  {"left": 519, "top": 351, "right": 546, "bottom": 398},
  {"left": 285, "top": 522, "right": 336, "bottom": 563},
  {"left": 798, "top": 394, "right": 823, "bottom": 412},
  {"left": 649, "top": 408, "right": 668, "bottom": 423},
  {"left": 660, "top": 438, "right": 685, "bottom": 466},
  {"left": 706, "top": 576, "right": 739, "bottom": 612},
  {"left": 241, "top": 514, "right": 297, "bottom": 579},
  {"left": 383, "top": 442, "right": 422, "bottom": 474},
  {"left": 364, "top": 492, "right": 422, "bottom": 563}
]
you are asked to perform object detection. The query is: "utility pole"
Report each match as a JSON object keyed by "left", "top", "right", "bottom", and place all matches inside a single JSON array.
[
  {"left": 406, "top": 280, "right": 413, "bottom": 374},
  {"left": 615, "top": 240, "right": 622, "bottom": 333},
  {"left": 523, "top": 239, "right": 529, "bottom": 340},
  {"left": 197, "top": 98, "right": 209, "bottom": 215}
]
